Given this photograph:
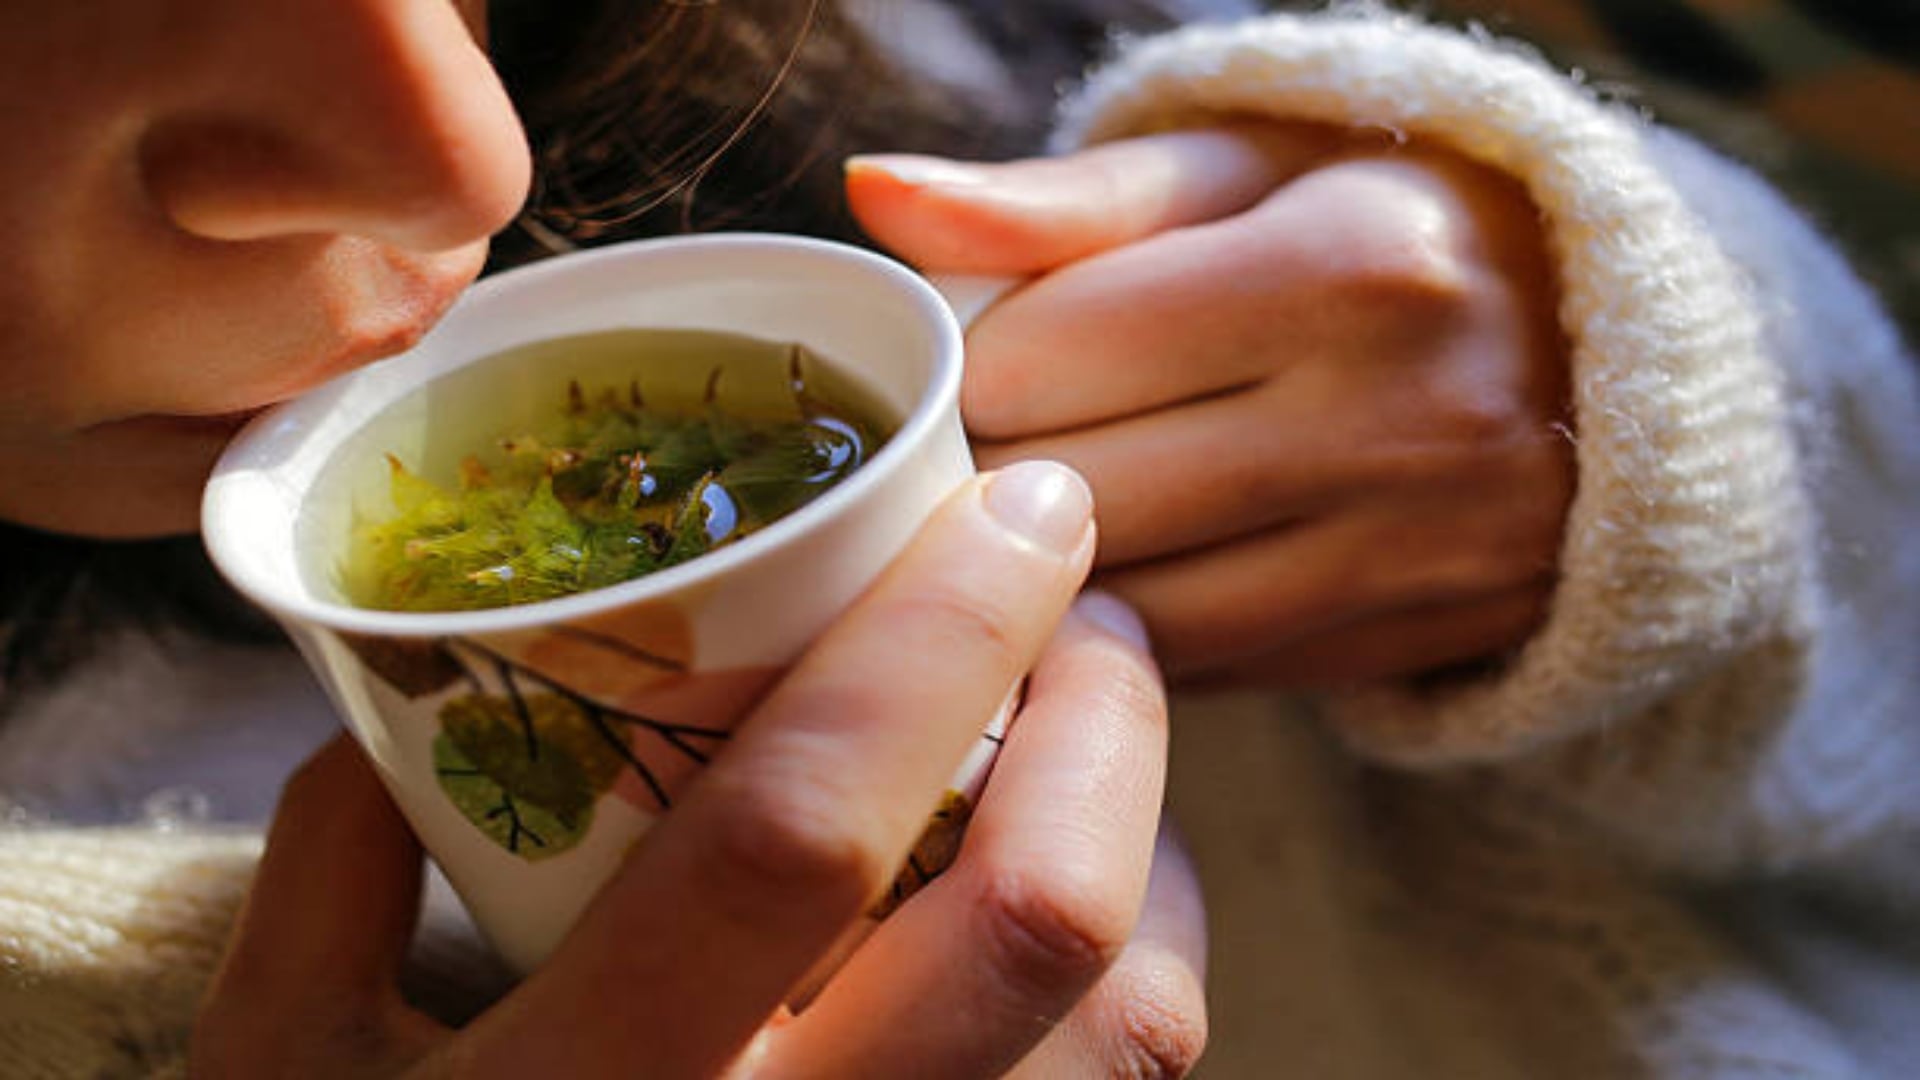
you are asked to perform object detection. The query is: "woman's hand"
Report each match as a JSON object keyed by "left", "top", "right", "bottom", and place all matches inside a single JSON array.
[
  {"left": 849, "top": 124, "right": 1575, "bottom": 688},
  {"left": 192, "top": 463, "right": 1207, "bottom": 1078}
]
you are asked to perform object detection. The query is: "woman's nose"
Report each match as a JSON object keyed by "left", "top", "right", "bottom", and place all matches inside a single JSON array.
[{"left": 138, "top": 0, "right": 531, "bottom": 253}]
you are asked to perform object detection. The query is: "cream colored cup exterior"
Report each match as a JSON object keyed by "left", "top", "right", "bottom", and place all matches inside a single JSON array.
[{"left": 203, "top": 235, "right": 978, "bottom": 972}]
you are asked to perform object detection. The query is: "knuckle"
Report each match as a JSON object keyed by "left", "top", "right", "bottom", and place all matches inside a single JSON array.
[
  {"left": 1391, "top": 550, "right": 1497, "bottom": 602},
  {"left": 696, "top": 775, "right": 889, "bottom": 911},
  {"left": 1304, "top": 171, "right": 1476, "bottom": 319},
  {"left": 1338, "top": 235, "right": 1474, "bottom": 322},
  {"left": 1401, "top": 350, "right": 1558, "bottom": 455},
  {"left": 976, "top": 866, "right": 1133, "bottom": 998},
  {"left": 1404, "top": 513, "right": 1552, "bottom": 599},
  {"left": 890, "top": 584, "right": 1027, "bottom": 675},
  {"left": 1424, "top": 372, "right": 1535, "bottom": 448}
]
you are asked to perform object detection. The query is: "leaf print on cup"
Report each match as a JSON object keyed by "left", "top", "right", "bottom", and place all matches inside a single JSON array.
[
  {"left": 473, "top": 602, "right": 780, "bottom": 816},
  {"left": 423, "top": 634, "right": 774, "bottom": 854},
  {"left": 870, "top": 789, "right": 973, "bottom": 918},
  {"left": 593, "top": 665, "right": 780, "bottom": 814},
  {"left": 337, "top": 632, "right": 466, "bottom": 698},
  {"left": 337, "top": 603, "right": 987, "bottom": 882},
  {"left": 432, "top": 691, "right": 625, "bottom": 860},
  {"left": 482, "top": 599, "right": 697, "bottom": 710}
]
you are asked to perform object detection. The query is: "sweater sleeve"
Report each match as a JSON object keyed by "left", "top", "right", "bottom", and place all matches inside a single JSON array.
[
  {"left": 0, "top": 825, "right": 517, "bottom": 1077},
  {"left": 1060, "top": 11, "right": 1920, "bottom": 876},
  {"left": 0, "top": 827, "right": 259, "bottom": 1078}
]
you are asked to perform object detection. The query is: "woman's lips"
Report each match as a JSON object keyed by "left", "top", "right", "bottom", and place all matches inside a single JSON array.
[
  {"left": 63, "top": 404, "right": 270, "bottom": 454},
  {"left": 130, "top": 406, "right": 271, "bottom": 438}
]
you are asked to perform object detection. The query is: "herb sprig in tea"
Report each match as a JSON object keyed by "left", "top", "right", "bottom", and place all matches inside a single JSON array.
[{"left": 344, "top": 344, "right": 885, "bottom": 612}]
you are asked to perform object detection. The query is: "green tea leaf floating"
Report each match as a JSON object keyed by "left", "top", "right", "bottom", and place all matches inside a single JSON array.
[
  {"left": 343, "top": 340, "right": 891, "bottom": 613},
  {"left": 721, "top": 417, "right": 868, "bottom": 526},
  {"left": 433, "top": 691, "right": 628, "bottom": 859}
]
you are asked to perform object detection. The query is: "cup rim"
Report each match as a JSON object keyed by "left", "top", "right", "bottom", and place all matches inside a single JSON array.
[{"left": 201, "top": 232, "right": 964, "bottom": 638}]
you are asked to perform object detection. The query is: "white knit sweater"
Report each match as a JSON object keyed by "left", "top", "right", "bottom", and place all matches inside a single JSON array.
[{"left": 4, "top": 9, "right": 1917, "bottom": 1077}]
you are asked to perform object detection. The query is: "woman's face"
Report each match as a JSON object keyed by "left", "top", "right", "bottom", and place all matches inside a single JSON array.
[{"left": 0, "top": 1, "right": 531, "bottom": 537}]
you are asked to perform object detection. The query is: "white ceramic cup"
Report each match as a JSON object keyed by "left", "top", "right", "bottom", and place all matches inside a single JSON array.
[{"left": 203, "top": 233, "right": 1005, "bottom": 973}]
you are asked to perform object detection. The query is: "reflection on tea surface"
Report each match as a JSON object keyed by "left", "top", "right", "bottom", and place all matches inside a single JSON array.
[{"left": 322, "top": 328, "right": 897, "bottom": 612}]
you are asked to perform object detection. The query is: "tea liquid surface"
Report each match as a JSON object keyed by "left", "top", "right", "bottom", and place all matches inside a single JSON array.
[{"left": 315, "top": 328, "right": 896, "bottom": 612}]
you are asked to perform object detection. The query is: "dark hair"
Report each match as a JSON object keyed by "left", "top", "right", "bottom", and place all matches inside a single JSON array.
[
  {"left": 487, "top": 0, "right": 1194, "bottom": 265},
  {"left": 0, "top": 0, "right": 1189, "bottom": 708},
  {"left": 0, "top": 526, "right": 277, "bottom": 704}
]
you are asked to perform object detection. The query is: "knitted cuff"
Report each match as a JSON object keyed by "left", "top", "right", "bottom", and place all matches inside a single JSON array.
[
  {"left": 1058, "top": 9, "right": 1813, "bottom": 765},
  {"left": 0, "top": 827, "right": 260, "bottom": 1077}
]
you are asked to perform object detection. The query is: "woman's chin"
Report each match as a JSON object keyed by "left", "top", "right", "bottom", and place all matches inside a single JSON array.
[
  {"left": 0, "top": 412, "right": 263, "bottom": 538},
  {"left": 144, "top": 407, "right": 270, "bottom": 438}
]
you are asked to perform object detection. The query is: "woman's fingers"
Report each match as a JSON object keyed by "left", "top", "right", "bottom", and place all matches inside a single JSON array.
[
  {"left": 1216, "top": 583, "right": 1552, "bottom": 690},
  {"left": 207, "top": 735, "right": 427, "bottom": 1000},
  {"left": 958, "top": 207, "right": 1339, "bottom": 440},
  {"left": 957, "top": 150, "right": 1562, "bottom": 445},
  {"left": 194, "top": 735, "right": 443, "bottom": 1075},
  {"left": 459, "top": 462, "right": 1097, "bottom": 1079},
  {"left": 1098, "top": 486, "right": 1557, "bottom": 679},
  {"left": 975, "top": 333, "right": 1568, "bottom": 575},
  {"left": 765, "top": 591, "right": 1176, "bottom": 1077},
  {"left": 846, "top": 123, "right": 1342, "bottom": 275},
  {"left": 973, "top": 383, "right": 1362, "bottom": 568},
  {"left": 848, "top": 124, "right": 1350, "bottom": 442},
  {"left": 1009, "top": 824, "right": 1209, "bottom": 1079}
]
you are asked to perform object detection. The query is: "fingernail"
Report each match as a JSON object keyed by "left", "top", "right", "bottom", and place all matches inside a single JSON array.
[
  {"left": 1074, "top": 590, "right": 1151, "bottom": 650},
  {"left": 846, "top": 154, "right": 987, "bottom": 190},
  {"left": 982, "top": 461, "right": 1092, "bottom": 555}
]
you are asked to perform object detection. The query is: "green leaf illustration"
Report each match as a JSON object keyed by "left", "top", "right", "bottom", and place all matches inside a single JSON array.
[
  {"left": 433, "top": 691, "right": 627, "bottom": 860},
  {"left": 336, "top": 633, "right": 464, "bottom": 698},
  {"left": 870, "top": 789, "right": 973, "bottom": 919},
  {"left": 434, "top": 734, "right": 584, "bottom": 860}
]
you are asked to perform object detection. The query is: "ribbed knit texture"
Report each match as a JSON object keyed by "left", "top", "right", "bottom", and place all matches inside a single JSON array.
[{"left": 0, "top": 829, "right": 258, "bottom": 1078}]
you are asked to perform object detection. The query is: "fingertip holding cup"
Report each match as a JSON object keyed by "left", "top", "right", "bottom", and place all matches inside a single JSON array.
[
  {"left": 982, "top": 460, "right": 1095, "bottom": 557},
  {"left": 204, "top": 234, "right": 1009, "bottom": 973}
]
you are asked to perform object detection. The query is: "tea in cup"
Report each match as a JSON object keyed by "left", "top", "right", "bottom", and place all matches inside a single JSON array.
[{"left": 203, "top": 233, "right": 997, "bottom": 972}]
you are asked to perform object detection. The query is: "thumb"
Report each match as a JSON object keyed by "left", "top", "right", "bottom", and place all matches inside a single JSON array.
[{"left": 846, "top": 122, "right": 1340, "bottom": 275}]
